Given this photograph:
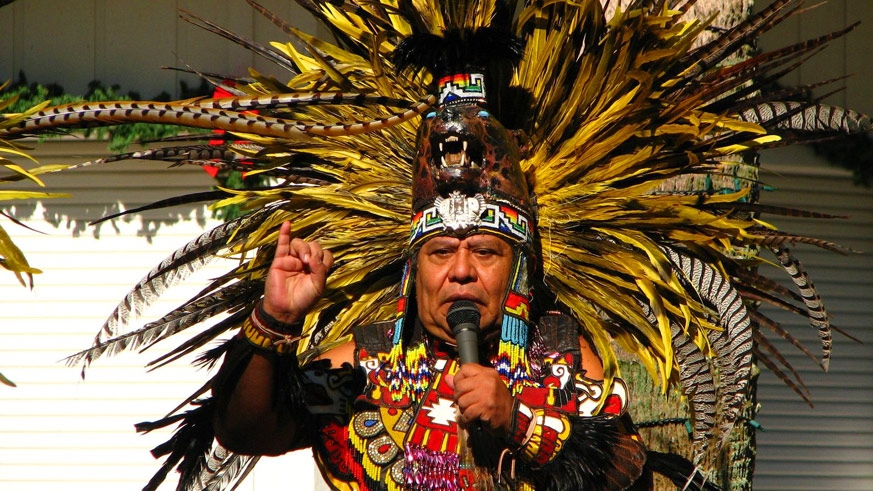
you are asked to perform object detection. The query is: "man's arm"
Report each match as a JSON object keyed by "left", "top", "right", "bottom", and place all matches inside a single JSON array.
[
  {"left": 214, "top": 351, "right": 300, "bottom": 455},
  {"left": 212, "top": 221, "right": 336, "bottom": 455},
  {"left": 213, "top": 340, "right": 356, "bottom": 454},
  {"left": 578, "top": 333, "right": 604, "bottom": 380}
]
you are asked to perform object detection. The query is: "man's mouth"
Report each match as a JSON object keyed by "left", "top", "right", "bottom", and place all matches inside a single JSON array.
[{"left": 445, "top": 295, "right": 481, "bottom": 307}]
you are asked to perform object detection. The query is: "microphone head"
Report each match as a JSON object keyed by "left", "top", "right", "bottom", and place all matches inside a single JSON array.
[{"left": 447, "top": 300, "right": 480, "bottom": 336}]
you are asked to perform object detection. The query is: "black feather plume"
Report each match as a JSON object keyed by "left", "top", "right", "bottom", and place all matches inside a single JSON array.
[{"left": 392, "top": 27, "right": 524, "bottom": 80}]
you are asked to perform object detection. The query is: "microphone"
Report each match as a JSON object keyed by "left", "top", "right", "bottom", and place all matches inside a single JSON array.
[{"left": 447, "top": 300, "right": 481, "bottom": 365}]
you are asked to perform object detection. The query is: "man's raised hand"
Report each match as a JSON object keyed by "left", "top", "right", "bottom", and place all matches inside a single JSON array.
[{"left": 262, "top": 221, "right": 334, "bottom": 324}]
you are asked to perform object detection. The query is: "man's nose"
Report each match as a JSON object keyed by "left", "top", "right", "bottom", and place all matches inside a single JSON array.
[{"left": 449, "top": 250, "right": 476, "bottom": 283}]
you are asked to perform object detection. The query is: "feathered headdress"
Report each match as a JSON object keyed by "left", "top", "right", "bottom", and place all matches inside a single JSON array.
[{"left": 1, "top": 0, "right": 868, "bottom": 487}]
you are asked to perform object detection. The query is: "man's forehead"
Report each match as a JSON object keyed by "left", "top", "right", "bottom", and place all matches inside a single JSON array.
[{"left": 423, "top": 233, "right": 512, "bottom": 248}]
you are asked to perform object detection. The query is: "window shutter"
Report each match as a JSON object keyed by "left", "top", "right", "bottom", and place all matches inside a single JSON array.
[{"left": 754, "top": 148, "right": 873, "bottom": 490}]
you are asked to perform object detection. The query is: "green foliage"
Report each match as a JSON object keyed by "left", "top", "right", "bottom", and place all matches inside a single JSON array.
[
  {"left": 0, "top": 74, "right": 262, "bottom": 223},
  {"left": 212, "top": 169, "right": 268, "bottom": 222},
  {"left": 0, "top": 72, "right": 211, "bottom": 152}
]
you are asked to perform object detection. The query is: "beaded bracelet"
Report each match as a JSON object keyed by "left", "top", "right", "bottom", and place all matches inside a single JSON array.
[{"left": 240, "top": 300, "right": 304, "bottom": 355}]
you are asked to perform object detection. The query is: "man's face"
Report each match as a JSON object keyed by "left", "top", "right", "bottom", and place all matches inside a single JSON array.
[{"left": 415, "top": 234, "right": 514, "bottom": 343}]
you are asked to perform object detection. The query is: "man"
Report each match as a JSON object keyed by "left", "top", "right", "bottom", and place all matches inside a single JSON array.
[
  {"left": 211, "top": 65, "right": 653, "bottom": 490},
  {"left": 214, "top": 223, "right": 648, "bottom": 490},
  {"left": 216, "top": 225, "right": 531, "bottom": 448}
]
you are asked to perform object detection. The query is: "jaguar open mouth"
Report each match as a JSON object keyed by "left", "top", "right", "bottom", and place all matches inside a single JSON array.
[{"left": 433, "top": 133, "right": 483, "bottom": 170}]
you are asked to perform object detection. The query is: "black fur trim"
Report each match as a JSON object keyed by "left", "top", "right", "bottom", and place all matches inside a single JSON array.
[
  {"left": 516, "top": 414, "right": 647, "bottom": 491},
  {"left": 136, "top": 399, "right": 216, "bottom": 491},
  {"left": 139, "top": 335, "right": 315, "bottom": 491}
]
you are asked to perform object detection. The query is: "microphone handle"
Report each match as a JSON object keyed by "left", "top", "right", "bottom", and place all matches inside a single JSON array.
[
  {"left": 454, "top": 324, "right": 479, "bottom": 365},
  {"left": 453, "top": 320, "right": 485, "bottom": 487}
]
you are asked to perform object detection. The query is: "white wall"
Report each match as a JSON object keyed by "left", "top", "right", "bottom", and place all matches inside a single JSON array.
[
  {"left": 0, "top": 141, "right": 318, "bottom": 490},
  {"left": 0, "top": 0, "right": 321, "bottom": 98}
]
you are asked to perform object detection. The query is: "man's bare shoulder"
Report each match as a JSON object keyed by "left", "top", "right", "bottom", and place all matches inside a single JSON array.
[{"left": 312, "top": 340, "right": 356, "bottom": 367}]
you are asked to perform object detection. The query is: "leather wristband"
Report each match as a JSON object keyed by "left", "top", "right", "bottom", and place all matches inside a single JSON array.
[
  {"left": 507, "top": 400, "right": 570, "bottom": 468},
  {"left": 241, "top": 300, "right": 304, "bottom": 355}
]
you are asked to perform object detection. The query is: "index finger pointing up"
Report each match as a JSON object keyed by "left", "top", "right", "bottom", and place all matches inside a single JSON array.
[{"left": 274, "top": 221, "right": 292, "bottom": 260}]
